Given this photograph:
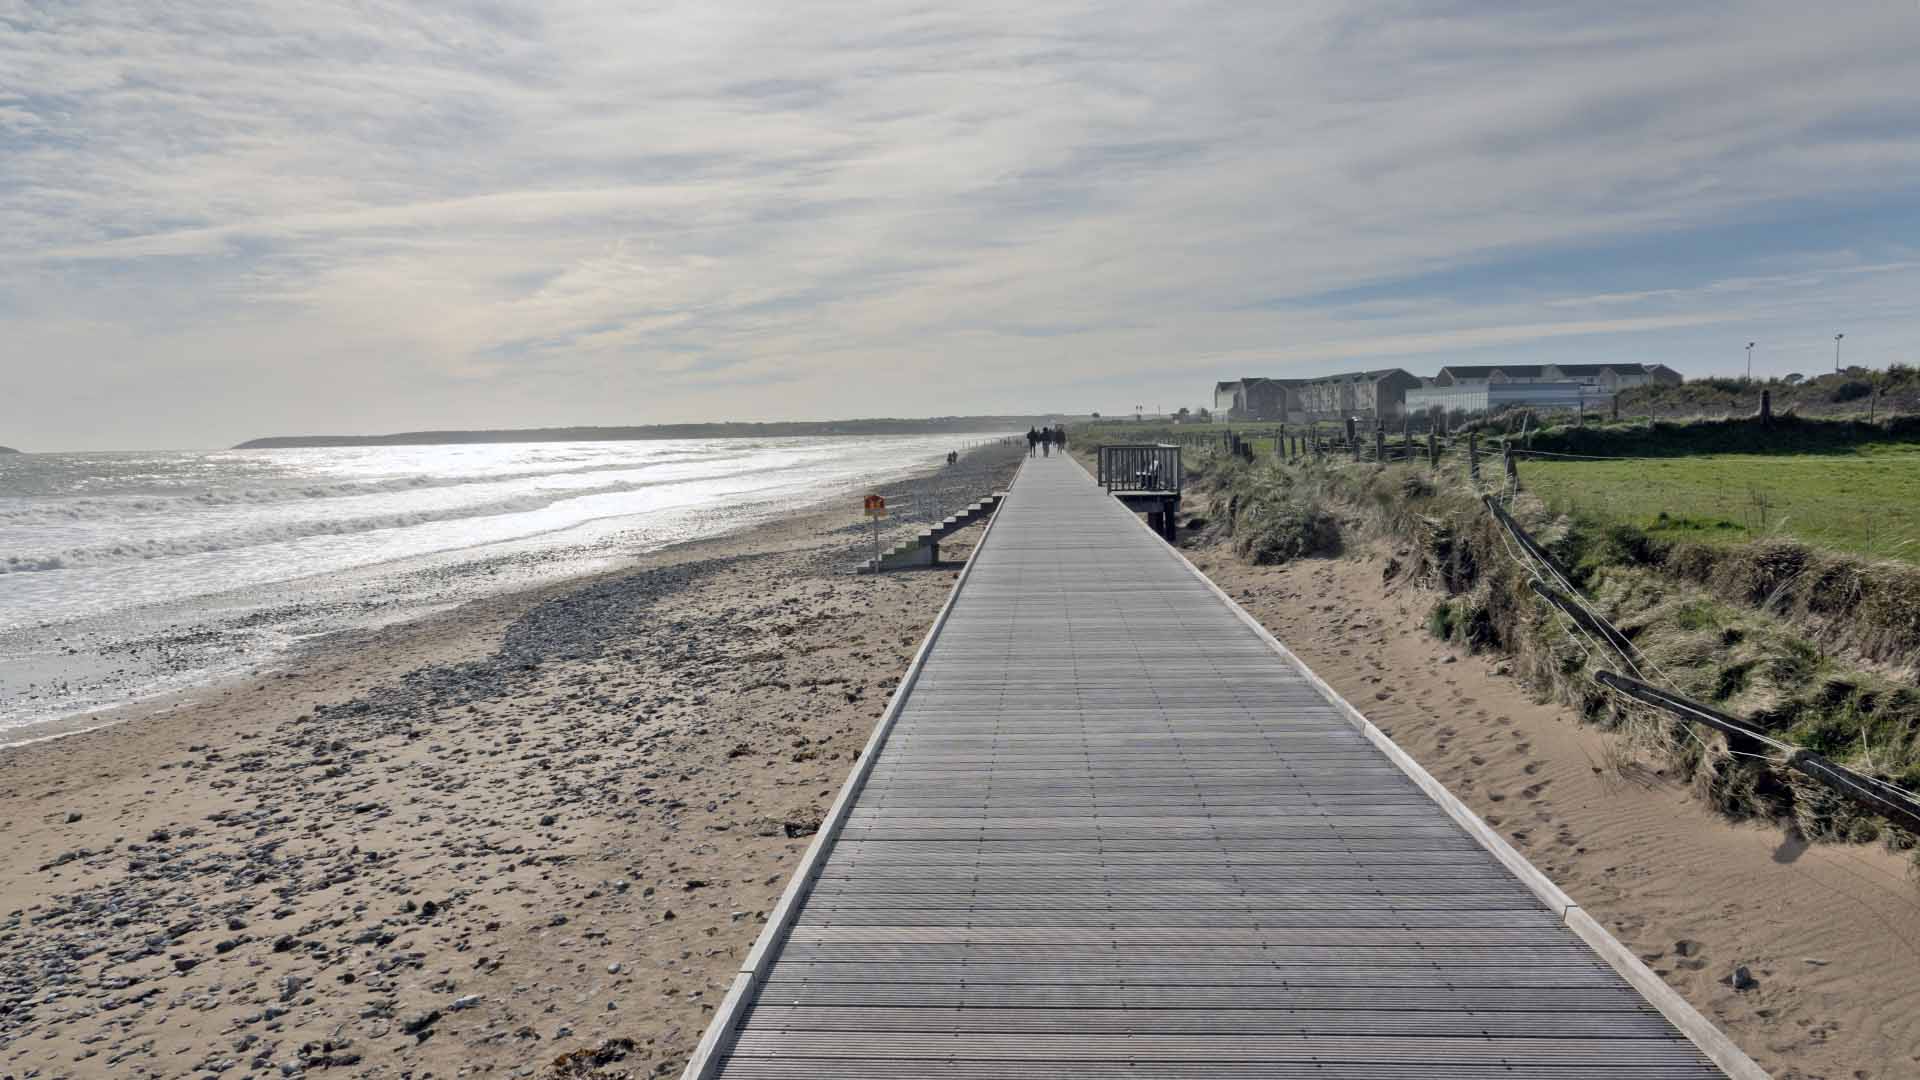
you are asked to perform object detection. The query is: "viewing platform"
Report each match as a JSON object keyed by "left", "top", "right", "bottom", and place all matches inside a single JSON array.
[
  {"left": 1096, "top": 442, "right": 1182, "bottom": 540},
  {"left": 684, "top": 454, "right": 1762, "bottom": 1080}
]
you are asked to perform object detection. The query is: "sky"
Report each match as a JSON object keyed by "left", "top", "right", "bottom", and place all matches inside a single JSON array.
[{"left": 4, "top": 1, "right": 1920, "bottom": 450}]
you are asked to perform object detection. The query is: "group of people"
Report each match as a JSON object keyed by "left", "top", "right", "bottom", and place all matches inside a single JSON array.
[{"left": 1025, "top": 426, "right": 1066, "bottom": 457}]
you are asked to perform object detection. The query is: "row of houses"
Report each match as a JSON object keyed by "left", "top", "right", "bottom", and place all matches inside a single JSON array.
[{"left": 1212, "top": 363, "right": 1682, "bottom": 423}]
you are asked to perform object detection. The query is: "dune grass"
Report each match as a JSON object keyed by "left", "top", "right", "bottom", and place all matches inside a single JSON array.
[{"left": 1189, "top": 448, "right": 1920, "bottom": 844}]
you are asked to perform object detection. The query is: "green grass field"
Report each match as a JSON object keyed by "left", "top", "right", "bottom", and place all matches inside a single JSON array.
[{"left": 1519, "top": 442, "right": 1920, "bottom": 562}]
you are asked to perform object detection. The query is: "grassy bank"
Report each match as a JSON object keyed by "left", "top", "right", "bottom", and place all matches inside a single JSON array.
[
  {"left": 1184, "top": 443, "right": 1920, "bottom": 850},
  {"left": 1615, "top": 365, "right": 1920, "bottom": 421}
]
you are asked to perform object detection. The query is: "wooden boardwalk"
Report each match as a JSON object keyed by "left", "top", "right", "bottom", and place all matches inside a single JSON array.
[{"left": 689, "top": 455, "right": 1760, "bottom": 1079}]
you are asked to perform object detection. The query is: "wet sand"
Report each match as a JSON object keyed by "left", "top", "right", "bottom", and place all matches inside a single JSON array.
[{"left": 1, "top": 451, "right": 1017, "bottom": 1080}]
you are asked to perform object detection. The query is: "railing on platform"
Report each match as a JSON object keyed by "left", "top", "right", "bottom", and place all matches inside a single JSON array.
[{"left": 1098, "top": 444, "right": 1182, "bottom": 494}]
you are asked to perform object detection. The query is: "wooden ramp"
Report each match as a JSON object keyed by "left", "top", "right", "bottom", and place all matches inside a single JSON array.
[{"left": 688, "top": 455, "right": 1761, "bottom": 1079}]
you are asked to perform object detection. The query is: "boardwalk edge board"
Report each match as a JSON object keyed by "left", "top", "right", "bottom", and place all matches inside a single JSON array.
[
  {"left": 1107, "top": 464, "right": 1770, "bottom": 1080},
  {"left": 679, "top": 462, "right": 1021, "bottom": 1080}
]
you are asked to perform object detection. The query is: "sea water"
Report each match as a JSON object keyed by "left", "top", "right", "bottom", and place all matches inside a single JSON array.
[{"left": 0, "top": 434, "right": 998, "bottom": 743}]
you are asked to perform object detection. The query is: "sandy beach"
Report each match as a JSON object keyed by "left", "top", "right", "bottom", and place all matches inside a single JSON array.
[
  {"left": 0, "top": 448, "right": 1019, "bottom": 1080},
  {"left": 11, "top": 443, "right": 1920, "bottom": 1080}
]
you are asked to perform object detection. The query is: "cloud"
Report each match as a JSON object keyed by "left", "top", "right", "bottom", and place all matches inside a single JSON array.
[{"left": 2, "top": 0, "right": 1919, "bottom": 448}]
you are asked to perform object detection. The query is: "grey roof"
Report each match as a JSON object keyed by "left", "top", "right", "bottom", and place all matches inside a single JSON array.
[
  {"left": 1438, "top": 365, "right": 1545, "bottom": 379},
  {"left": 1438, "top": 363, "right": 1650, "bottom": 378}
]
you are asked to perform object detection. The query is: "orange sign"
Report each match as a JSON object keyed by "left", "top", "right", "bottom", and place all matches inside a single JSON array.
[{"left": 864, "top": 494, "right": 887, "bottom": 518}]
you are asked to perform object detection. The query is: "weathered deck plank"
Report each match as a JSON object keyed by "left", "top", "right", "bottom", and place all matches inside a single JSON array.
[{"left": 692, "top": 455, "right": 1757, "bottom": 1079}]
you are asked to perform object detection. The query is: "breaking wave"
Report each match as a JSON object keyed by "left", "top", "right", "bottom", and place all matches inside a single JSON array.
[
  {"left": 0, "top": 451, "right": 749, "bottom": 526},
  {"left": 0, "top": 464, "right": 809, "bottom": 574}
]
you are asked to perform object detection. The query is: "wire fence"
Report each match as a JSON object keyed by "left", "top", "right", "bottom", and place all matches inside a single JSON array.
[{"left": 1173, "top": 424, "right": 1920, "bottom": 837}]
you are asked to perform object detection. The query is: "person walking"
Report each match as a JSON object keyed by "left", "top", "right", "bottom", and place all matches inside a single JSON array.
[
  {"left": 1026, "top": 427, "right": 1039, "bottom": 457},
  {"left": 1040, "top": 426, "right": 1052, "bottom": 457}
]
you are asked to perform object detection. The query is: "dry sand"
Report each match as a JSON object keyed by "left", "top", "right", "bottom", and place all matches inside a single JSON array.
[
  {"left": 0, "top": 452, "right": 1016, "bottom": 1080},
  {"left": 1189, "top": 539, "right": 1920, "bottom": 1080},
  {"left": 12, "top": 442, "right": 1917, "bottom": 1080}
]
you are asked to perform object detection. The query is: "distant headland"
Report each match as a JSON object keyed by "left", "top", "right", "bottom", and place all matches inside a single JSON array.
[
  {"left": 233, "top": 417, "right": 1063, "bottom": 450},
  {"left": 0, "top": 446, "right": 20, "bottom": 454}
]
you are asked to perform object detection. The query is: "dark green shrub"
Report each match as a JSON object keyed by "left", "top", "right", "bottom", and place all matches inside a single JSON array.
[
  {"left": 1233, "top": 500, "right": 1339, "bottom": 565},
  {"left": 1830, "top": 379, "right": 1873, "bottom": 403}
]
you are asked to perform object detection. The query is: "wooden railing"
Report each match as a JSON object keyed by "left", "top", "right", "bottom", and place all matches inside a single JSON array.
[{"left": 1097, "top": 444, "right": 1182, "bottom": 494}]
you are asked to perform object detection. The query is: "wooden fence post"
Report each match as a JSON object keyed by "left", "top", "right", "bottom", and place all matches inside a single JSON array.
[
  {"left": 1503, "top": 442, "right": 1517, "bottom": 490},
  {"left": 1402, "top": 417, "right": 1412, "bottom": 461},
  {"left": 1346, "top": 417, "right": 1358, "bottom": 461},
  {"left": 1469, "top": 430, "right": 1480, "bottom": 480},
  {"left": 1374, "top": 427, "right": 1386, "bottom": 463},
  {"left": 1427, "top": 428, "right": 1437, "bottom": 470},
  {"left": 1760, "top": 389, "right": 1773, "bottom": 429}
]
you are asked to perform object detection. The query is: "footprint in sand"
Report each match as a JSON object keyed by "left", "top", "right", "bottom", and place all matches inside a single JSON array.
[
  {"left": 1523, "top": 762, "right": 1541, "bottom": 775},
  {"left": 1521, "top": 782, "right": 1548, "bottom": 800},
  {"left": 1469, "top": 755, "right": 1487, "bottom": 766}
]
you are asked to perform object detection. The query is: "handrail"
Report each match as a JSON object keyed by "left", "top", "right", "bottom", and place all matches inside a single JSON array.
[{"left": 1098, "top": 443, "right": 1182, "bottom": 494}]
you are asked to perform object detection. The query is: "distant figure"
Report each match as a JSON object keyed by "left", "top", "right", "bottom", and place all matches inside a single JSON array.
[
  {"left": 1040, "top": 426, "right": 1052, "bottom": 457},
  {"left": 1026, "top": 427, "right": 1039, "bottom": 457},
  {"left": 1053, "top": 427, "right": 1067, "bottom": 451}
]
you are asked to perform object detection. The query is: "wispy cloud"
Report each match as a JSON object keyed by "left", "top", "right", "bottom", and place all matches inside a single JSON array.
[{"left": 3, "top": 1, "right": 1919, "bottom": 447}]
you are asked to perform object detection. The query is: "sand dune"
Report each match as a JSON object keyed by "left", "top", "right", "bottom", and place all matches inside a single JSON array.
[{"left": 1193, "top": 543, "right": 1920, "bottom": 1080}]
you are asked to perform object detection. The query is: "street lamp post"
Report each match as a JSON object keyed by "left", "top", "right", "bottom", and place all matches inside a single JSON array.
[
  {"left": 1834, "top": 333, "right": 1845, "bottom": 374},
  {"left": 1746, "top": 342, "right": 1755, "bottom": 381}
]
